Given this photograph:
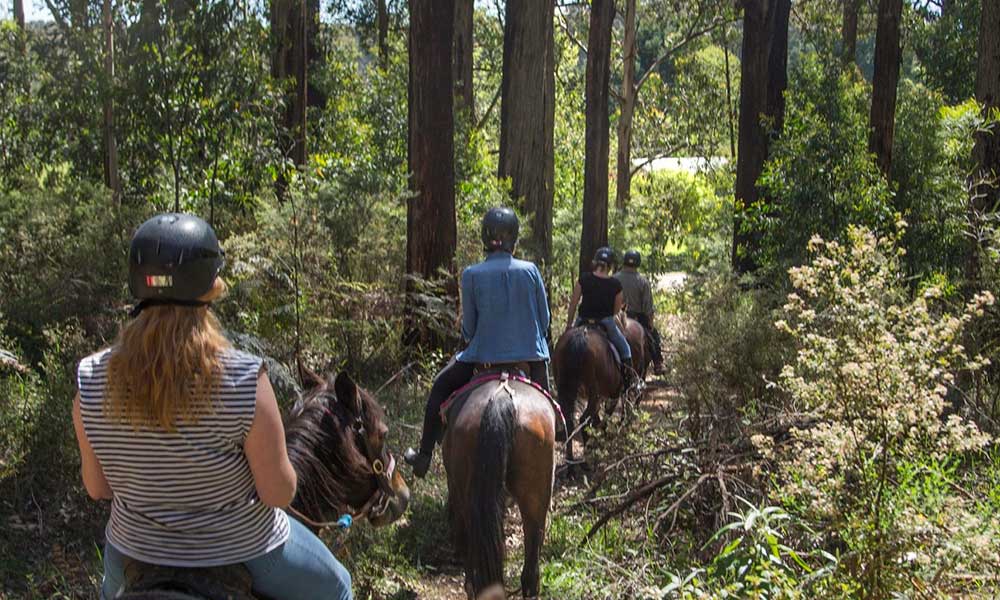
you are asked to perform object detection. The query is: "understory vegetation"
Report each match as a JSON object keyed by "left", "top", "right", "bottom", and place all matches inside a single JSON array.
[{"left": 3, "top": 1, "right": 1000, "bottom": 598}]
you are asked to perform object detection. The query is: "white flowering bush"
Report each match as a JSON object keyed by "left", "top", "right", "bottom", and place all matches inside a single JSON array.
[{"left": 769, "top": 225, "right": 994, "bottom": 595}]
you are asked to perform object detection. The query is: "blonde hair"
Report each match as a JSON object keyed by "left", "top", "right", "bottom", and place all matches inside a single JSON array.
[{"left": 106, "top": 279, "right": 231, "bottom": 430}]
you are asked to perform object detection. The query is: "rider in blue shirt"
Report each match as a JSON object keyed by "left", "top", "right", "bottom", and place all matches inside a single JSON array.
[{"left": 403, "top": 207, "right": 551, "bottom": 478}]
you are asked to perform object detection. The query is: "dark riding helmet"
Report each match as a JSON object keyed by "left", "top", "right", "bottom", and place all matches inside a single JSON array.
[
  {"left": 128, "top": 213, "right": 225, "bottom": 302},
  {"left": 481, "top": 207, "right": 519, "bottom": 253},
  {"left": 623, "top": 250, "right": 641, "bottom": 267},
  {"left": 593, "top": 246, "right": 616, "bottom": 268}
]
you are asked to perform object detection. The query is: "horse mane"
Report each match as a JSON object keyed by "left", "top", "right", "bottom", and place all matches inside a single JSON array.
[{"left": 284, "top": 380, "right": 384, "bottom": 519}]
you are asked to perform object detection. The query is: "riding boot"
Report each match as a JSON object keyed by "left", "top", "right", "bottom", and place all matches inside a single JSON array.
[
  {"left": 403, "top": 446, "right": 432, "bottom": 479},
  {"left": 622, "top": 358, "right": 636, "bottom": 393}
]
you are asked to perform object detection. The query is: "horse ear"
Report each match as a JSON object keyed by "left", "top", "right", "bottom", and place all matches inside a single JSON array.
[
  {"left": 299, "top": 365, "right": 327, "bottom": 393},
  {"left": 334, "top": 371, "right": 362, "bottom": 416}
]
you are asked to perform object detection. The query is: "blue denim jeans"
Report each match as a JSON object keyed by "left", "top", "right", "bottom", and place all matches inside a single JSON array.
[
  {"left": 100, "top": 516, "right": 352, "bottom": 600},
  {"left": 576, "top": 316, "right": 632, "bottom": 361}
]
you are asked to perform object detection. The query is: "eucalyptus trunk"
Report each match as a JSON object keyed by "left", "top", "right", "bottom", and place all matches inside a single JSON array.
[
  {"left": 580, "top": 0, "right": 615, "bottom": 277},
  {"left": 732, "top": 0, "right": 774, "bottom": 274},
  {"left": 406, "top": 0, "right": 458, "bottom": 348},
  {"left": 454, "top": 0, "right": 474, "bottom": 117},
  {"left": 614, "top": 0, "right": 637, "bottom": 214},
  {"left": 499, "top": 0, "right": 553, "bottom": 267},
  {"left": 869, "top": 0, "right": 903, "bottom": 177}
]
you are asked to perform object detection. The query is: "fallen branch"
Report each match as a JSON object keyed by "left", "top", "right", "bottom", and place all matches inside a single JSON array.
[{"left": 584, "top": 472, "right": 691, "bottom": 543}]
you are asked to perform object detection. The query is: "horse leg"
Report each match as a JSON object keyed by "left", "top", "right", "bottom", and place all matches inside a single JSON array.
[{"left": 511, "top": 412, "right": 555, "bottom": 598}]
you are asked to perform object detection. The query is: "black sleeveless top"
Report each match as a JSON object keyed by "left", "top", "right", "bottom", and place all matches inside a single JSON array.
[{"left": 578, "top": 273, "right": 622, "bottom": 320}]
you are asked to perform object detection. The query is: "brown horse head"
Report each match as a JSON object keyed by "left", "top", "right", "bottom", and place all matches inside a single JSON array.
[{"left": 286, "top": 371, "right": 410, "bottom": 528}]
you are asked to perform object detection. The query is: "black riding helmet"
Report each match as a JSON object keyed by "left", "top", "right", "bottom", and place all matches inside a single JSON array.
[
  {"left": 128, "top": 213, "right": 225, "bottom": 307},
  {"left": 481, "top": 207, "right": 519, "bottom": 253},
  {"left": 623, "top": 250, "right": 641, "bottom": 267},
  {"left": 593, "top": 246, "right": 616, "bottom": 268}
]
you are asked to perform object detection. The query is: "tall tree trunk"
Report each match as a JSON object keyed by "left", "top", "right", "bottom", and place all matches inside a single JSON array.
[
  {"left": 723, "top": 27, "right": 737, "bottom": 158},
  {"left": 580, "top": 0, "right": 615, "bottom": 277},
  {"left": 869, "top": 0, "right": 903, "bottom": 177},
  {"left": 307, "top": 0, "right": 325, "bottom": 109},
  {"left": 377, "top": 0, "right": 389, "bottom": 65},
  {"left": 614, "top": 0, "right": 637, "bottom": 213},
  {"left": 102, "top": 0, "right": 120, "bottom": 203},
  {"left": 732, "top": 0, "right": 775, "bottom": 274},
  {"left": 541, "top": 2, "right": 555, "bottom": 271},
  {"left": 968, "top": 0, "right": 1000, "bottom": 286},
  {"left": 454, "top": 0, "right": 474, "bottom": 117},
  {"left": 14, "top": 0, "right": 25, "bottom": 31},
  {"left": 406, "top": 0, "right": 457, "bottom": 347},
  {"left": 499, "top": 0, "right": 552, "bottom": 265},
  {"left": 766, "top": 0, "right": 790, "bottom": 136},
  {"left": 842, "top": 0, "right": 860, "bottom": 66},
  {"left": 271, "top": 0, "right": 308, "bottom": 167},
  {"left": 13, "top": 0, "right": 25, "bottom": 55}
]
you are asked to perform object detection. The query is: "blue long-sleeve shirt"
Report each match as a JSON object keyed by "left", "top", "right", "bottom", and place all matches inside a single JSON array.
[{"left": 455, "top": 252, "right": 551, "bottom": 364}]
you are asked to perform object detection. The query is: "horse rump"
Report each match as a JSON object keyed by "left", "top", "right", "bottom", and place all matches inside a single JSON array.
[{"left": 468, "top": 387, "right": 516, "bottom": 594}]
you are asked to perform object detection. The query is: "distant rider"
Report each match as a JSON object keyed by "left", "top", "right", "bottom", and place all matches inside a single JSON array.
[
  {"left": 615, "top": 250, "right": 664, "bottom": 374},
  {"left": 564, "top": 247, "right": 635, "bottom": 390},
  {"left": 403, "top": 207, "right": 551, "bottom": 478}
]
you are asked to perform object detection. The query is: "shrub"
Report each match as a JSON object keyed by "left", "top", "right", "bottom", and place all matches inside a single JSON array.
[{"left": 769, "top": 225, "right": 993, "bottom": 596}]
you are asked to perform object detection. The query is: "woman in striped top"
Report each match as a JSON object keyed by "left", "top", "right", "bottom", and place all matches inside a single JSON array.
[{"left": 72, "top": 213, "right": 352, "bottom": 600}]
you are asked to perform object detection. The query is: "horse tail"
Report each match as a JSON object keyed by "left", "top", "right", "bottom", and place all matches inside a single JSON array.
[
  {"left": 557, "top": 328, "right": 589, "bottom": 419},
  {"left": 469, "top": 386, "right": 516, "bottom": 593}
]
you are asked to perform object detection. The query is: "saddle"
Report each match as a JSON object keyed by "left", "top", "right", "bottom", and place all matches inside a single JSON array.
[
  {"left": 121, "top": 558, "right": 257, "bottom": 600},
  {"left": 577, "top": 318, "right": 623, "bottom": 367},
  {"left": 439, "top": 371, "right": 566, "bottom": 434}
]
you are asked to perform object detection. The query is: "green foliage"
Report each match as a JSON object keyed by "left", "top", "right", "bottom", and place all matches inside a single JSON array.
[
  {"left": 771, "top": 225, "right": 993, "bottom": 596},
  {"left": 755, "top": 57, "right": 894, "bottom": 277},
  {"left": 892, "top": 84, "right": 980, "bottom": 281},
  {"left": 613, "top": 169, "right": 728, "bottom": 273},
  {"left": 671, "top": 274, "right": 790, "bottom": 443},
  {"left": 911, "top": 0, "right": 981, "bottom": 104},
  {"left": 662, "top": 499, "right": 836, "bottom": 599}
]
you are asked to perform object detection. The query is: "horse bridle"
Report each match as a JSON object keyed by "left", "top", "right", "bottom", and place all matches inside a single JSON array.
[
  {"left": 347, "top": 409, "right": 398, "bottom": 520},
  {"left": 290, "top": 402, "right": 397, "bottom": 530}
]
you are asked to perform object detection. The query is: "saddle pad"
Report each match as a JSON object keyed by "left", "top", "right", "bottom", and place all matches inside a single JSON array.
[{"left": 440, "top": 372, "right": 566, "bottom": 434}]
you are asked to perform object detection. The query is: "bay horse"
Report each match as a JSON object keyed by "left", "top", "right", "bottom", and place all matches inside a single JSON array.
[
  {"left": 552, "top": 314, "right": 647, "bottom": 465},
  {"left": 117, "top": 371, "right": 410, "bottom": 599},
  {"left": 442, "top": 370, "right": 559, "bottom": 599}
]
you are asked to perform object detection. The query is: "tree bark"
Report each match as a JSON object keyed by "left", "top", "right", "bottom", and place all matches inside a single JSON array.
[
  {"left": 842, "top": 0, "right": 860, "bottom": 67},
  {"left": 766, "top": 0, "right": 790, "bottom": 137},
  {"left": 499, "top": 0, "right": 553, "bottom": 266},
  {"left": 614, "top": 0, "right": 637, "bottom": 213},
  {"left": 307, "top": 0, "right": 325, "bottom": 109},
  {"left": 454, "top": 0, "right": 474, "bottom": 117},
  {"left": 732, "top": 0, "right": 775, "bottom": 274},
  {"left": 580, "top": 0, "right": 615, "bottom": 277},
  {"left": 406, "top": 0, "right": 457, "bottom": 346},
  {"left": 14, "top": 0, "right": 25, "bottom": 31},
  {"left": 377, "top": 0, "right": 389, "bottom": 66},
  {"left": 869, "top": 0, "right": 903, "bottom": 177},
  {"left": 968, "top": 0, "right": 1000, "bottom": 285},
  {"left": 271, "top": 0, "right": 308, "bottom": 167},
  {"left": 542, "top": 3, "right": 555, "bottom": 271},
  {"left": 102, "top": 0, "right": 120, "bottom": 203}
]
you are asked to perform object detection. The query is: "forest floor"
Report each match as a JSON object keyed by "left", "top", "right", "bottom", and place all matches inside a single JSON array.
[{"left": 0, "top": 367, "right": 684, "bottom": 600}]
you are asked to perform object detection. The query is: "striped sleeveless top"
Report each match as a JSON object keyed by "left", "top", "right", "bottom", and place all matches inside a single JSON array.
[{"left": 77, "top": 347, "right": 290, "bottom": 567}]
